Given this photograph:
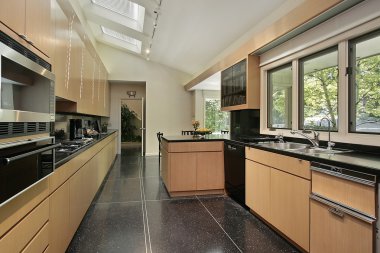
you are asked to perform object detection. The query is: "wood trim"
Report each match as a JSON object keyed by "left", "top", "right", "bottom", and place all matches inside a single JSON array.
[
  {"left": 55, "top": 101, "right": 77, "bottom": 113},
  {"left": 246, "top": 55, "right": 260, "bottom": 109},
  {"left": 246, "top": 147, "right": 311, "bottom": 180},
  {"left": 167, "top": 141, "right": 223, "bottom": 153},
  {"left": 312, "top": 170, "right": 376, "bottom": 217},
  {"left": 169, "top": 189, "right": 224, "bottom": 198},
  {"left": 0, "top": 23, "right": 51, "bottom": 63},
  {"left": 184, "top": 0, "right": 343, "bottom": 90}
]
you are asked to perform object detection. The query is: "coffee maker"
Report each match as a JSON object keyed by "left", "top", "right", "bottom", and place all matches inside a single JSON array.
[{"left": 69, "top": 119, "right": 83, "bottom": 140}]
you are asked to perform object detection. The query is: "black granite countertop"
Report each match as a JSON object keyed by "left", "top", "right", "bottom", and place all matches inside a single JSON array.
[
  {"left": 162, "top": 135, "right": 380, "bottom": 176},
  {"left": 55, "top": 130, "right": 117, "bottom": 168}
]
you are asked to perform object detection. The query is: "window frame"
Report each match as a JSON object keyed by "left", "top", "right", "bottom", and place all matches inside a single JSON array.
[
  {"left": 298, "top": 46, "right": 339, "bottom": 132},
  {"left": 259, "top": 15, "right": 380, "bottom": 147},
  {"left": 267, "top": 63, "right": 293, "bottom": 130},
  {"left": 348, "top": 29, "right": 380, "bottom": 135}
]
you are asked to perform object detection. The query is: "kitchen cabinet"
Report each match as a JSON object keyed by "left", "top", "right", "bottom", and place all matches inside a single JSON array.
[
  {"left": 161, "top": 140, "right": 224, "bottom": 196},
  {"left": 245, "top": 160, "right": 270, "bottom": 220},
  {"left": 221, "top": 55, "right": 260, "bottom": 111},
  {"left": 49, "top": 181, "right": 70, "bottom": 253},
  {"left": 245, "top": 147, "right": 310, "bottom": 251},
  {"left": 310, "top": 197, "right": 374, "bottom": 253},
  {"left": 310, "top": 167, "right": 376, "bottom": 253},
  {"left": 0, "top": 0, "right": 52, "bottom": 58}
]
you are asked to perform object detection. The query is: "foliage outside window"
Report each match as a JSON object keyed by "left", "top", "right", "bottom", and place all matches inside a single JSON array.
[
  {"left": 349, "top": 30, "right": 380, "bottom": 133},
  {"left": 268, "top": 64, "right": 292, "bottom": 129},
  {"left": 204, "top": 99, "right": 230, "bottom": 133},
  {"left": 121, "top": 104, "right": 142, "bottom": 142},
  {"left": 299, "top": 47, "right": 339, "bottom": 131}
]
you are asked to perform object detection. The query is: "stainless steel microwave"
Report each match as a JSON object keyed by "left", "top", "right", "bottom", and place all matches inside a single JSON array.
[{"left": 0, "top": 38, "right": 55, "bottom": 123}]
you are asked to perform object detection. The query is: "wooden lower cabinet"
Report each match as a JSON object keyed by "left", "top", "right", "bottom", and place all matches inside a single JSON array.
[
  {"left": 49, "top": 181, "right": 70, "bottom": 253},
  {"left": 170, "top": 153, "right": 197, "bottom": 192},
  {"left": 246, "top": 160, "right": 270, "bottom": 220},
  {"left": 270, "top": 168, "right": 310, "bottom": 251},
  {"left": 245, "top": 148, "right": 310, "bottom": 251},
  {"left": 310, "top": 199, "right": 373, "bottom": 253},
  {"left": 196, "top": 152, "right": 224, "bottom": 190},
  {"left": 161, "top": 140, "right": 224, "bottom": 196},
  {"left": 0, "top": 198, "right": 49, "bottom": 253}
]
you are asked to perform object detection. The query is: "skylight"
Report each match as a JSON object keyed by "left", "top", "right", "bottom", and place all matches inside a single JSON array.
[
  {"left": 101, "top": 26, "right": 142, "bottom": 53},
  {"left": 101, "top": 26, "right": 138, "bottom": 45},
  {"left": 91, "top": 0, "right": 141, "bottom": 21}
]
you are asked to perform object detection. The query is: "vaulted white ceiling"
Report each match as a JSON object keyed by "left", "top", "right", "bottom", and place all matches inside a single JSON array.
[{"left": 76, "top": 0, "right": 304, "bottom": 80}]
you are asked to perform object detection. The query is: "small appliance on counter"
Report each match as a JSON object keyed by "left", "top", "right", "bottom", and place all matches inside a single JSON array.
[{"left": 69, "top": 119, "right": 84, "bottom": 140}]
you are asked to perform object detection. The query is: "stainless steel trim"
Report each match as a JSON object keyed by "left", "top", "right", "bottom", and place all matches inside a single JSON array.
[
  {"left": 0, "top": 42, "right": 54, "bottom": 80},
  {"left": 311, "top": 166, "right": 376, "bottom": 187},
  {"left": 0, "top": 175, "right": 50, "bottom": 208},
  {"left": 310, "top": 194, "right": 376, "bottom": 224},
  {"left": 0, "top": 136, "right": 54, "bottom": 149},
  {"left": 0, "top": 41, "right": 55, "bottom": 122},
  {"left": 227, "top": 145, "right": 237, "bottom": 150},
  {"left": 2, "top": 143, "right": 61, "bottom": 165},
  {"left": 0, "top": 109, "right": 52, "bottom": 122}
]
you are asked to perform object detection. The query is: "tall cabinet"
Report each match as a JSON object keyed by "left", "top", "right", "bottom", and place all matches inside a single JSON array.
[{"left": 52, "top": 0, "right": 110, "bottom": 117}]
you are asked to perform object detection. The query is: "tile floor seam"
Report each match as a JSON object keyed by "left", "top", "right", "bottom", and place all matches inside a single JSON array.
[
  {"left": 92, "top": 200, "right": 143, "bottom": 205},
  {"left": 196, "top": 196, "right": 243, "bottom": 253},
  {"left": 140, "top": 158, "right": 153, "bottom": 253},
  {"left": 139, "top": 165, "right": 149, "bottom": 253}
]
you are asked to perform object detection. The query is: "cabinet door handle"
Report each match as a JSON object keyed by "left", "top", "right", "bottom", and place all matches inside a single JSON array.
[
  {"left": 19, "top": 34, "right": 28, "bottom": 40},
  {"left": 328, "top": 207, "right": 344, "bottom": 218}
]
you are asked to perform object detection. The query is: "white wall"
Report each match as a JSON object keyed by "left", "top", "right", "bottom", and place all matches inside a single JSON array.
[
  {"left": 99, "top": 44, "right": 192, "bottom": 155},
  {"left": 194, "top": 90, "right": 221, "bottom": 128}
]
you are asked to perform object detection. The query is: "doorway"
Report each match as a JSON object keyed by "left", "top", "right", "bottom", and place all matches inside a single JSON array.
[{"left": 120, "top": 98, "right": 145, "bottom": 156}]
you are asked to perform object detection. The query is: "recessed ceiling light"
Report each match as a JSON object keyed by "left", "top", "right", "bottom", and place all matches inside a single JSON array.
[{"left": 145, "top": 48, "right": 150, "bottom": 54}]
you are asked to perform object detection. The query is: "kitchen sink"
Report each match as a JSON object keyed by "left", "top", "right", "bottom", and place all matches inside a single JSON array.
[
  {"left": 293, "top": 147, "right": 352, "bottom": 155},
  {"left": 257, "top": 142, "right": 310, "bottom": 150}
]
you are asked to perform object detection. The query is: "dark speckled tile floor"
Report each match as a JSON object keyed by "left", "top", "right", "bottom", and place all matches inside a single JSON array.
[{"left": 66, "top": 146, "right": 299, "bottom": 253}]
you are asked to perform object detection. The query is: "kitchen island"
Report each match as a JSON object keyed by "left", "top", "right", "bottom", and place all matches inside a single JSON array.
[{"left": 161, "top": 135, "right": 227, "bottom": 197}]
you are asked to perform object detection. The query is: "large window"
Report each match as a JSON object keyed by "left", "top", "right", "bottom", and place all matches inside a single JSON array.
[
  {"left": 268, "top": 64, "right": 292, "bottom": 129},
  {"left": 299, "top": 47, "right": 339, "bottom": 131},
  {"left": 204, "top": 99, "right": 230, "bottom": 133},
  {"left": 349, "top": 30, "right": 380, "bottom": 133}
]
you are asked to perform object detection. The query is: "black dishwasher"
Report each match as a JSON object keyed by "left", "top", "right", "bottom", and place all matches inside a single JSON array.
[{"left": 224, "top": 141, "right": 246, "bottom": 208}]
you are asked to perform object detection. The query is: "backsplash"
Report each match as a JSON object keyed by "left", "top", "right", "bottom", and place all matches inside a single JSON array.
[{"left": 230, "top": 109, "right": 260, "bottom": 139}]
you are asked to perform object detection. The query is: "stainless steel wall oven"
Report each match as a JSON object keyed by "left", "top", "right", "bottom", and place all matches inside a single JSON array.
[
  {"left": 0, "top": 31, "right": 55, "bottom": 134},
  {"left": 0, "top": 137, "right": 60, "bottom": 206}
]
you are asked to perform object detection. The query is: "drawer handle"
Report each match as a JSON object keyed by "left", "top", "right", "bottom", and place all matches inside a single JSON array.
[{"left": 329, "top": 207, "right": 344, "bottom": 218}]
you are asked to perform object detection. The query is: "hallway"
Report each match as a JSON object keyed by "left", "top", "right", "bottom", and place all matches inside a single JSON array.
[{"left": 67, "top": 147, "right": 299, "bottom": 253}]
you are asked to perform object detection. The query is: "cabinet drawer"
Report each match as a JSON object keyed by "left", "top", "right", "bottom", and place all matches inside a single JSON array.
[
  {"left": 310, "top": 198, "right": 374, "bottom": 253},
  {"left": 312, "top": 170, "right": 376, "bottom": 217},
  {"left": 21, "top": 222, "right": 49, "bottom": 253},
  {"left": 168, "top": 141, "right": 223, "bottom": 152},
  {"left": 0, "top": 198, "right": 49, "bottom": 252},
  {"left": 246, "top": 147, "right": 310, "bottom": 180}
]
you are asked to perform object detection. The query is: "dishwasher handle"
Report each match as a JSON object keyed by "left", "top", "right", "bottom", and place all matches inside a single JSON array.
[{"left": 310, "top": 194, "right": 375, "bottom": 224}]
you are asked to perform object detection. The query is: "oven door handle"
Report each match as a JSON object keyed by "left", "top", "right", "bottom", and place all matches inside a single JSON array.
[{"left": 2, "top": 143, "right": 61, "bottom": 165}]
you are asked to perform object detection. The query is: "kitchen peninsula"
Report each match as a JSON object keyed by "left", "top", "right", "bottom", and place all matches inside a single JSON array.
[{"left": 160, "top": 135, "right": 226, "bottom": 197}]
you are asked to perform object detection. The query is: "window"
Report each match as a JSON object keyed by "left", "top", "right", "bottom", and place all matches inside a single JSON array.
[
  {"left": 268, "top": 64, "right": 292, "bottom": 129},
  {"left": 204, "top": 99, "right": 230, "bottom": 133},
  {"left": 349, "top": 30, "right": 380, "bottom": 133},
  {"left": 299, "top": 47, "right": 338, "bottom": 131}
]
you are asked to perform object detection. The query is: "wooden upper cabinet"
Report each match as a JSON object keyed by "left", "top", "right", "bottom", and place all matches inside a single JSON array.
[
  {"left": 0, "top": 0, "right": 25, "bottom": 35},
  {"left": 221, "top": 55, "right": 260, "bottom": 111},
  {"left": 25, "top": 0, "right": 52, "bottom": 57},
  {"left": 0, "top": 0, "right": 51, "bottom": 58}
]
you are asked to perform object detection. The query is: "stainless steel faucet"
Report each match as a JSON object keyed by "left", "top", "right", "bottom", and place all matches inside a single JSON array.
[
  {"left": 319, "top": 117, "right": 335, "bottom": 150},
  {"left": 290, "top": 130, "right": 320, "bottom": 148}
]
